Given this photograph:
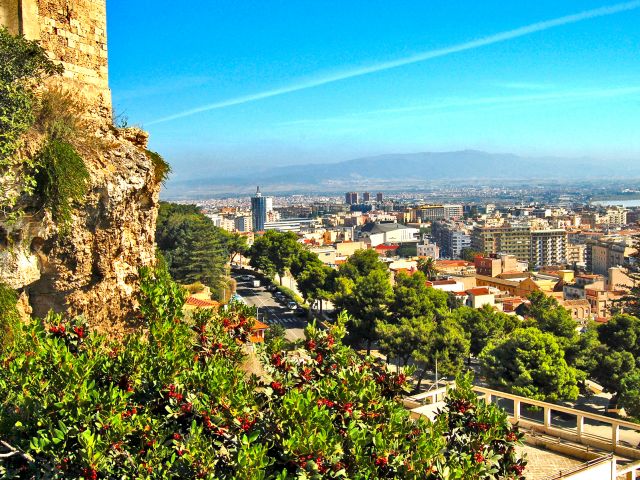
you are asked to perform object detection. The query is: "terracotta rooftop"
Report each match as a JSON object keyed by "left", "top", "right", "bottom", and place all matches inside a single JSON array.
[
  {"left": 375, "top": 244, "right": 400, "bottom": 251},
  {"left": 466, "top": 287, "right": 492, "bottom": 296},
  {"left": 436, "top": 260, "right": 473, "bottom": 267},
  {"left": 561, "top": 299, "right": 591, "bottom": 306},
  {"left": 186, "top": 297, "right": 220, "bottom": 308},
  {"left": 252, "top": 320, "right": 269, "bottom": 331}
]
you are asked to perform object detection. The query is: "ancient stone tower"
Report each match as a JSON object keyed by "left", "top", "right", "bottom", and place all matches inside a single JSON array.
[{"left": 0, "top": 0, "right": 112, "bottom": 117}]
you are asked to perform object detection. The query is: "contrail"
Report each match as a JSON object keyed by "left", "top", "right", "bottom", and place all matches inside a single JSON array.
[
  {"left": 278, "top": 85, "right": 640, "bottom": 127},
  {"left": 147, "top": 1, "right": 640, "bottom": 125}
]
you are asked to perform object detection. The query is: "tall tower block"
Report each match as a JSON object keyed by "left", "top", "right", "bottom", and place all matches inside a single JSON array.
[{"left": 0, "top": 0, "right": 112, "bottom": 117}]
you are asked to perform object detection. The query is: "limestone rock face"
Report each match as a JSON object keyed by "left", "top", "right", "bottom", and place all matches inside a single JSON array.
[{"left": 0, "top": 125, "right": 160, "bottom": 337}]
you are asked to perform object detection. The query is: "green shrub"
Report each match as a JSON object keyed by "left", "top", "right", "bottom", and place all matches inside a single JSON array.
[
  {"left": 274, "top": 284, "right": 304, "bottom": 305},
  {"left": 139, "top": 263, "right": 186, "bottom": 324},
  {"left": 145, "top": 149, "right": 171, "bottom": 184},
  {"left": 185, "top": 281, "right": 205, "bottom": 294},
  {"left": 0, "top": 27, "right": 62, "bottom": 165},
  {"left": 33, "top": 139, "right": 89, "bottom": 232},
  {"left": 0, "top": 27, "right": 63, "bottom": 214},
  {"left": 0, "top": 270, "right": 526, "bottom": 479},
  {"left": 0, "top": 282, "right": 20, "bottom": 354}
]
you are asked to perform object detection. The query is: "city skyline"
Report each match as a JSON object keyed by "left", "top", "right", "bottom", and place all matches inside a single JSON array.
[{"left": 107, "top": 0, "right": 640, "bottom": 184}]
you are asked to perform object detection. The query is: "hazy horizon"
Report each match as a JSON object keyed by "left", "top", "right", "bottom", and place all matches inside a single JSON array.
[{"left": 108, "top": 0, "right": 640, "bottom": 180}]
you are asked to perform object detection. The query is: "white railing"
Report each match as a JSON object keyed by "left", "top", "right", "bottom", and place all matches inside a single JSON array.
[
  {"left": 615, "top": 459, "right": 640, "bottom": 480},
  {"left": 408, "top": 383, "right": 640, "bottom": 461},
  {"left": 473, "top": 386, "right": 640, "bottom": 460}
]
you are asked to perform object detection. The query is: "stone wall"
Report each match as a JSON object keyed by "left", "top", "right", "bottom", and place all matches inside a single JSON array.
[{"left": 0, "top": 0, "right": 111, "bottom": 117}]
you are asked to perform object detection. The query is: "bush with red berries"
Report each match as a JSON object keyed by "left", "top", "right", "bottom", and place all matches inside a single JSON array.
[
  {"left": 0, "top": 266, "right": 525, "bottom": 479},
  {"left": 256, "top": 318, "right": 526, "bottom": 479}
]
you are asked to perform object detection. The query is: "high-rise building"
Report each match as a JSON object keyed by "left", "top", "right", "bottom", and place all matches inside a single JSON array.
[
  {"left": 412, "top": 204, "right": 463, "bottom": 222},
  {"left": 345, "top": 192, "right": 359, "bottom": 205},
  {"left": 376, "top": 192, "right": 384, "bottom": 202},
  {"left": 363, "top": 192, "right": 371, "bottom": 202},
  {"left": 471, "top": 224, "right": 532, "bottom": 263},
  {"left": 530, "top": 229, "right": 567, "bottom": 268},
  {"left": 432, "top": 221, "right": 471, "bottom": 258},
  {"left": 251, "top": 186, "right": 272, "bottom": 232}
]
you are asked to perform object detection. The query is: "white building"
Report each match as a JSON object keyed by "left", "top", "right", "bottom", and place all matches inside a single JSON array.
[
  {"left": 358, "top": 223, "right": 420, "bottom": 247},
  {"left": 417, "top": 242, "right": 440, "bottom": 259}
]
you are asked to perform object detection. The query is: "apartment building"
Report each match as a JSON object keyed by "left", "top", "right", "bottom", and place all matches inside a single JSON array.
[
  {"left": 586, "top": 235, "right": 635, "bottom": 275},
  {"left": 234, "top": 215, "right": 253, "bottom": 233},
  {"left": 530, "top": 229, "right": 567, "bottom": 268},
  {"left": 471, "top": 223, "right": 532, "bottom": 263},
  {"left": 582, "top": 206, "right": 629, "bottom": 227},
  {"left": 432, "top": 221, "right": 472, "bottom": 258},
  {"left": 412, "top": 204, "right": 463, "bottom": 222},
  {"left": 474, "top": 254, "right": 527, "bottom": 277},
  {"left": 566, "top": 243, "right": 586, "bottom": 266},
  {"left": 417, "top": 241, "right": 440, "bottom": 259}
]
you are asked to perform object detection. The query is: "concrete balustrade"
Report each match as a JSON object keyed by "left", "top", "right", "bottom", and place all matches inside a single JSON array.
[
  {"left": 408, "top": 383, "right": 640, "bottom": 461},
  {"left": 470, "top": 385, "right": 640, "bottom": 461},
  {"left": 408, "top": 383, "right": 640, "bottom": 479},
  {"left": 617, "top": 460, "right": 640, "bottom": 479}
]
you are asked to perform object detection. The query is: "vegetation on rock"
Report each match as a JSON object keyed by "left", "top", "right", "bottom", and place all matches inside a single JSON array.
[
  {"left": 33, "top": 139, "right": 89, "bottom": 232},
  {"left": 0, "top": 282, "right": 20, "bottom": 355},
  {"left": 0, "top": 27, "right": 62, "bottom": 214},
  {"left": 145, "top": 149, "right": 172, "bottom": 185}
]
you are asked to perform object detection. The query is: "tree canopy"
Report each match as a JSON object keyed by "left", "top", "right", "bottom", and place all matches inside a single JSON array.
[
  {"left": 521, "top": 292, "right": 578, "bottom": 348},
  {"left": 334, "top": 268, "right": 393, "bottom": 354},
  {"left": 480, "top": 327, "right": 579, "bottom": 402},
  {"left": 249, "top": 230, "right": 302, "bottom": 284},
  {"left": 598, "top": 313, "right": 640, "bottom": 358},
  {"left": 155, "top": 202, "right": 230, "bottom": 298},
  {"left": 454, "top": 305, "right": 519, "bottom": 358}
]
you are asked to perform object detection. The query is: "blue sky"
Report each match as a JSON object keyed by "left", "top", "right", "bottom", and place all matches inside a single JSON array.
[{"left": 107, "top": 1, "right": 640, "bottom": 180}]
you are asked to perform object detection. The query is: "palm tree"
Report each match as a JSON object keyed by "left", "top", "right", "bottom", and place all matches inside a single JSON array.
[{"left": 417, "top": 257, "right": 438, "bottom": 281}]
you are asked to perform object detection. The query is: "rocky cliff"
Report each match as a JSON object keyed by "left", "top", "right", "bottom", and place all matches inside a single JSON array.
[{"left": 1, "top": 124, "right": 160, "bottom": 336}]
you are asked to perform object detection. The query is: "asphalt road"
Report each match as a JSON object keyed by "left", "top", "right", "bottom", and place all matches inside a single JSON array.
[{"left": 232, "top": 273, "right": 308, "bottom": 342}]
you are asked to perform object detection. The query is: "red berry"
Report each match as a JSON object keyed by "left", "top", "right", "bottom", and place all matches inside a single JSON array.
[{"left": 375, "top": 456, "right": 388, "bottom": 467}]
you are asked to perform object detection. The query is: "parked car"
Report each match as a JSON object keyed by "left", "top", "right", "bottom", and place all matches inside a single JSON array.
[
  {"left": 287, "top": 301, "right": 297, "bottom": 310},
  {"left": 266, "top": 284, "right": 276, "bottom": 292}
]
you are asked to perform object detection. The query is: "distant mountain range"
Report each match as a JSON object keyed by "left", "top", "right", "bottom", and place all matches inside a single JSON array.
[{"left": 164, "top": 150, "right": 640, "bottom": 197}]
